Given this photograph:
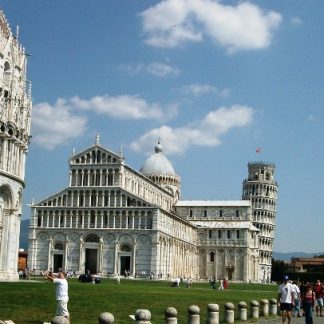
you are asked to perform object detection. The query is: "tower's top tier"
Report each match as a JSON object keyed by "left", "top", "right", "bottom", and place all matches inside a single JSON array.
[{"left": 246, "top": 162, "right": 276, "bottom": 182}]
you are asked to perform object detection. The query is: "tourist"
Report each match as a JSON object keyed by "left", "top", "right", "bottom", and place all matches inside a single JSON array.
[
  {"left": 45, "top": 271, "right": 70, "bottom": 322},
  {"left": 223, "top": 278, "right": 228, "bottom": 289},
  {"left": 302, "top": 283, "right": 315, "bottom": 324},
  {"left": 218, "top": 279, "right": 224, "bottom": 290},
  {"left": 211, "top": 277, "right": 216, "bottom": 290},
  {"left": 277, "top": 275, "right": 294, "bottom": 324},
  {"left": 314, "top": 280, "right": 324, "bottom": 317},
  {"left": 292, "top": 281, "right": 302, "bottom": 317}
]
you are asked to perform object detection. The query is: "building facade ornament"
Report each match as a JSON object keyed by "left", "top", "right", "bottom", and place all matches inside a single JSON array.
[{"left": 0, "top": 10, "right": 32, "bottom": 280}]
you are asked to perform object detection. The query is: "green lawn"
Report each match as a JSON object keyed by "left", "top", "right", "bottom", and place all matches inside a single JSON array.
[{"left": 0, "top": 278, "right": 278, "bottom": 324}]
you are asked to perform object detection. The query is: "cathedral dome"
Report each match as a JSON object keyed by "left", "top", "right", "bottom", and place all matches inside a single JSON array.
[{"left": 140, "top": 142, "right": 176, "bottom": 176}]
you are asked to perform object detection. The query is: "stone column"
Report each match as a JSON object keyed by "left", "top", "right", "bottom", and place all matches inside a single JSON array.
[
  {"left": 98, "top": 312, "right": 114, "bottom": 324},
  {"left": 100, "top": 211, "right": 103, "bottom": 229},
  {"left": 135, "top": 309, "right": 151, "bottom": 324},
  {"left": 113, "top": 242, "right": 119, "bottom": 275},
  {"left": 48, "top": 239, "right": 52, "bottom": 270},
  {"left": 64, "top": 240, "right": 68, "bottom": 271},
  {"left": 99, "top": 238, "right": 104, "bottom": 274},
  {"left": 238, "top": 301, "right": 247, "bottom": 321},
  {"left": 188, "top": 305, "right": 200, "bottom": 324},
  {"left": 132, "top": 241, "right": 136, "bottom": 277},
  {"left": 224, "top": 303, "right": 234, "bottom": 324},
  {"left": 250, "top": 300, "right": 259, "bottom": 319},
  {"left": 63, "top": 210, "right": 67, "bottom": 228},
  {"left": 207, "top": 304, "right": 219, "bottom": 324},
  {"left": 79, "top": 239, "right": 84, "bottom": 273},
  {"left": 269, "top": 298, "right": 277, "bottom": 315},
  {"left": 260, "top": 299, "right": 269, "bottom": 317},
  {"left": 165, "top": 307, "right": 177, "bottom": 324}
]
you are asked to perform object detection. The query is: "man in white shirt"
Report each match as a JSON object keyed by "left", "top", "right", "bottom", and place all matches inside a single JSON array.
[
  {"left": 46, "top": 271, "right": 70, "bottom": 322},
  {"left": 291, "top": 281, "right": 301, "bottom": 317},
  {"left": 278, "top": 275, "right": 294, "bottom": 324}
]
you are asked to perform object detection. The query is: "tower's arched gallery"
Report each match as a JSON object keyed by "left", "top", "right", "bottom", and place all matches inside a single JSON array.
[
  {"left": 28, "top": 137, "right": 278, "bottom": 282},
  {"left": 0, "top": 11, "right": 32, "bottom": 280}
]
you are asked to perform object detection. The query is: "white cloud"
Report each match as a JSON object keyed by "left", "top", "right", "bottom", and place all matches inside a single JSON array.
[
  {"left": 140, "top": 0, "right": 282, "bottom": 53},
  {"left": 71, "top": 95, "right": 178, "bottom": 121},
  {"left": 146, "top": 62, "right": 180, "bottom": 77},
  {"left": 32, "top": 94, "right": 179, "bottom": 150},
  {"left": 180, "top": 83, "right": 230, "bottom": 97},
  {"left": 130, "top": 105, "right": 254, "bottom": 155},
  {"left": 32, "top": 99, "right": 87, "bottom": 150},
  {"left": 121, "top": 62, "right": 180, "bottom": 77}
]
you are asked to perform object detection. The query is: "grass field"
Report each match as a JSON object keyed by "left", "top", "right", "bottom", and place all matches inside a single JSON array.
[{"left": 0, "top": 277, "right": 278, "bottom": 324}]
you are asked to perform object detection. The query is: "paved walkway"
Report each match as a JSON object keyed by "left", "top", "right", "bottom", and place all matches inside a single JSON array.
[{"left": 256, "top": 314, "right": 323, "bottom": 323}]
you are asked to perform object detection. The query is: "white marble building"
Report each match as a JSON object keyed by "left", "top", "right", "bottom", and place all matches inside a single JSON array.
[
  {"left": 242, "top": 162, "right": 278, "bottom": 282},
  {"left": 0, "top": 11, "right": 32, "bottom": 280},
  {"left": 28, "top": 137, "right": 278, "bottom": 282}
]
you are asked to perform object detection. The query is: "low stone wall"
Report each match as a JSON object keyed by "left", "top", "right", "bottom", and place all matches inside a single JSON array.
[{"left": 46, "top": 298, "right": 278, "bottom": 324}]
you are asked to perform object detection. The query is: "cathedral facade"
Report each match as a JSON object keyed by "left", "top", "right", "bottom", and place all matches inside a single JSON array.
[
  {"left": 0, "top": 11, "right": 32, "bottom": 280},
  {"left": 28, "top": 137, "right": 278, "bottom": 282}
]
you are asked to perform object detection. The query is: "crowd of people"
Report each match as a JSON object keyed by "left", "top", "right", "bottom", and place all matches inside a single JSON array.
[{"left": 278, "top": 276, "right": 324, "bottom": 324}]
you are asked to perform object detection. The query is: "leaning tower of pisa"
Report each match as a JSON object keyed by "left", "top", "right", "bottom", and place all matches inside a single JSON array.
[{"left": 242, "top": 162, "right": 278, "bottom": 282}]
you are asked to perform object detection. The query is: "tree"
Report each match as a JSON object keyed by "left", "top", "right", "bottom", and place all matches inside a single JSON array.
[{"left": 271, "top": 258, "right": 288, "bottom": 282}]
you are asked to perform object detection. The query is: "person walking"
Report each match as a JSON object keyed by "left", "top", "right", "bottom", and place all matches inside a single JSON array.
[
  {"left": 278, "top": 275, "right": 294, "bottom": 324},
  {"left": 302, "top": 283, "right": 315, "bottom": 324},
  {"left": 45, "top": 271, "right": 70, "bottom": 322},
  {"left": 292, "top": 281, "right": 302, "bottom": 317},
  {"left": 314, "top": 280, "right": 324, "bottom": 317}
]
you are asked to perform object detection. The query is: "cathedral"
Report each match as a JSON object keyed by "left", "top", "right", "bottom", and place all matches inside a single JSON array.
[
  {"left": 0, "top": 11, "right": 32, "bottom": 280},
  {"left": 28, "top": 136, "right": 278, "bottom": 282}
]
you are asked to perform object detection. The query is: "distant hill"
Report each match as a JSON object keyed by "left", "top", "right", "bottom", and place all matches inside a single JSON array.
[
  {"left": 19, "top": 218, "right": 30, "bottom": 251},
  {"left": 273, "top": 251, "right": 324, "bottom": 261}
]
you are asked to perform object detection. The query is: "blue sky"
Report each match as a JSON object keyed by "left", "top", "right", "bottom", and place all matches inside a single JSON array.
[{"left": 2, "top": 1, "right": 324, "bottom": 253}]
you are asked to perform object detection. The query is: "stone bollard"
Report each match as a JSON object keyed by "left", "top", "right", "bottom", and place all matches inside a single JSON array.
[
  {"left": 135, "top": 309, "right": 151, "bottom": 324},
  {"left": 269, "top": 298, "right": 278, "bottom": 315},
  {"left": 260, "top": 299, "right": 269, "bottom": 317},
  {"left": 98, "top": 312, "right": 115, "bottom": 324},
  {"left": 207, "top": 304, "right": 219, "bottom": 324},
  {"left": 165, "top": 307, "right": 177, "bottom": 324},
  {"left": 188, "top": 305, "right": 200, "bottom": 324},
  {"left": 250, "top": 300, "right": 259, "bottom": 320},
  {"left": 51, "top": 316, "right": 69, "bottom": 324},
  {"left": 238, "top": 301, "right": 247, "bottom": 321},
  {"left": 224, "top": 302, "right": 235, "bottom": 324}
]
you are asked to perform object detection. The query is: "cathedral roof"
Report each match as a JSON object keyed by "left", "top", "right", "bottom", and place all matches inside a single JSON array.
[
  {"left": 176, "top": 200, "right": 251, "bottom": 207},
  {"left": 140, "top": 141, "right": 176, "bottom": 177}
]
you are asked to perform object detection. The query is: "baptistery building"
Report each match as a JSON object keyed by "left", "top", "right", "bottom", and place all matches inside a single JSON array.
[
  {"left": 28, "top": 137, "right": 277, "bottom": 282},
  {"left": 0, "top": 11, "right": 32, "bottom": 280}
]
